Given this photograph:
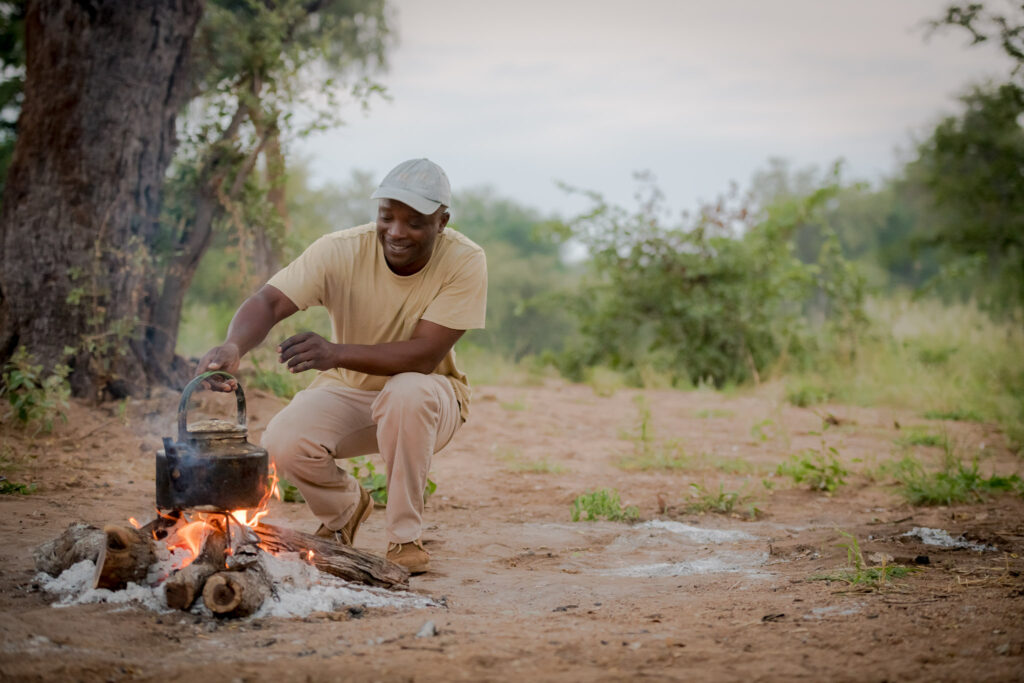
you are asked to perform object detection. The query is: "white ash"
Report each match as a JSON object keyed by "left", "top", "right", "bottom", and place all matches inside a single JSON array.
[
  {"left": 36, "top": 553, "right": 434, "bottom": 619},
  {"left": 902, "top": 527, "right": 996, "bottom": 552},
  {"left": 639, "top": 520, "right": 756, "bottom": 544},
  {"left": 603, "top": 551, "right": 769, "bottom": 578},
  {"left": 254, "top": 552, "right": 434, "bottom": 618},
  {"left": 37, "top": 560, "right": 170, "bottom": 613}
]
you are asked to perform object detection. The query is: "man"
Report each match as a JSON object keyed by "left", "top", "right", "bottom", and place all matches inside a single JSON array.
[{"left": 195, "top": 158, "right": 487, "bottom": 574}]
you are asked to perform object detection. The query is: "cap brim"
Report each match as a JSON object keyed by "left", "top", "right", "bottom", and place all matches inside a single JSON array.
[{"left": 371, "top": 187, "right": 442, "bottom": 216}]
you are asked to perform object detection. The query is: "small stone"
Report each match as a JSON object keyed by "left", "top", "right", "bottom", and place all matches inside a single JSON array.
[
  {"left": 416, "top": 621, "right": 437, "bottom": 638},
  {"left": 996, "top": 643, "right": 1010, "bottom": 656}
]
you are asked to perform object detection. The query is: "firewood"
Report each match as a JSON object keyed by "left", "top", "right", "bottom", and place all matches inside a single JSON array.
[
  {"left": 254, "top": 522, "right": 409, "bottom": 589},
  {"left": 92, "top": 525, "right": 156, "bottom": 590},
  {"left": 34, "top": 523, "right": 105, "bottom": 576},
  {"left": 202, "top": 569, "right": 270, "bottom": 618},
  {"left": 164, "top": 526, "right": 229, "bottom": 610},
  {"left": 140, "top": 511, "right": 182, "bottom": 541}
]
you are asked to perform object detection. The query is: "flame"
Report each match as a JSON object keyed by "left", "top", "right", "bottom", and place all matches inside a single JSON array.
[
  {"left": 128, "top": 517, "right": 140, "bottom": 529},
  {"left": 308, "top": 550, "right": 315, "bottom": 562},
  {"left": 141, "top": 463, "right": 285, "bottom": 572},
  {"left": 166, "top": 519, "right": 215, "bottom": 568}
]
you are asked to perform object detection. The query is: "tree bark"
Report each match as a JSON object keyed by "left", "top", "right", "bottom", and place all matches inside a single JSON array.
[{"left": 0, "top": 0, "right": 204, "bottom": 399}]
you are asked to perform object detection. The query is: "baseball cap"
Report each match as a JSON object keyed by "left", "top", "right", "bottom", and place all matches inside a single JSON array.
[{"left": 370, "top": 158, "right": 452, "bottom": 215}]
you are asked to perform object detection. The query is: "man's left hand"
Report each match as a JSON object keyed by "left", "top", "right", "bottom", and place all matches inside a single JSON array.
[{"left": 278, "top": 332, "right": 339, "bottom": 373}]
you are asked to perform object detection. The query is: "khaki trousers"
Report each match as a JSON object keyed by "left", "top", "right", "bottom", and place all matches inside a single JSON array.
[{"left": 261, "top": 373, "right": 461, "bottom": 544}]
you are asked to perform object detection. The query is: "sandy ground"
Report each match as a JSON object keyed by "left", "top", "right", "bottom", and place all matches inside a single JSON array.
[{"left": 1, "top": 378, "right": 1023, "bottom": 682}]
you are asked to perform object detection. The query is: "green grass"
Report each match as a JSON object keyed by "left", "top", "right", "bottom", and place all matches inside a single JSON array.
[
  {"left": 784, "top": 297, "right": 1024, "bottom": 451},
  {"left": 895, "top": 427, "right": 948, "bottom": 449},
  {"left": 682, "top": 482, "right": 759, "bottom": 517},
  {"left": 887, "top": 448, "right": 1023, "bottom": 506},
  {"left": 811, "top": 531, "right": 917, "bottom": 589},
  {"left": 923, "top": 408, "right": 984, "bottom": 422},
  {"left": 776, "top": 440, "right": 848, "bottom": 492},
  {"left": 570, "top": 488, "right": 639, "bottom": 522},
  {"left": 0, "top": 476, "right": 36, "bottom": 495},
  {"left": 785, "top": 379, "right": 831, "bottom": 407}
]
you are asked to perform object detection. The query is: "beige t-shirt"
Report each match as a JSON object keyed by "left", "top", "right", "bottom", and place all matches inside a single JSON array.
[{"left": 266, "top": 223, "right": 487, "bottom": 420}]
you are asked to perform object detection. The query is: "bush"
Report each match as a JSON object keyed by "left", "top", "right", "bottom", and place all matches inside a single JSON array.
[
  {"left": 1, "top": 346, "right": 71, "bottom": 434},
  {"left": 553, "top": 172, "right": 866, "bottom": 388}
]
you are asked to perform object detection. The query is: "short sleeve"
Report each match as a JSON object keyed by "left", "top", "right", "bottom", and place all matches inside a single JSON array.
[
  {"left": 266, "top": 235, "right": 333, "bottom": 311},
  {"left": 421, "top": 249, "right": 487, "bottom": 330}
]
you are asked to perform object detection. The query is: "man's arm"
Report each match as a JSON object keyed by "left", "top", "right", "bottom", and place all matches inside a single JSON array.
[
  {"left": 277, "top": 320, "right": 464, "bottom": 377},
  {"left": 195, "top": 284, "right": 299, "bottom": 390}
]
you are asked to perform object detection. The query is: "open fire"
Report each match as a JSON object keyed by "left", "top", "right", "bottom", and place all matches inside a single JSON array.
[
  {"left": 130, "top": 465, "right": 281, "bottom": 574},
  {"left": 33, "top": 464, "right": 409, "bottom": 619}
]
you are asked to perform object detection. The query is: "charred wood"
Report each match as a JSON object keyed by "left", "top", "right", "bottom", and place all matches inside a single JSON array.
[
  {"left": 164, "top": 526, "right": 229, "bottom": 611},
  {"left": 254, "top": 522, "right": 409, "bottom": 589},
  {"left": 202, "top": 568, "right": 270, "bottom": 618},
  {"left": 92, "top": 525, "right": 156, "bottom": 591},
  {"left": 33, "top": 523, "right": 105, "bottom": 576}
]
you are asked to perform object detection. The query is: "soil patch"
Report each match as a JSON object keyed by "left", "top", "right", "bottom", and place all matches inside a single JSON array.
[{"left": 2, "top": 381, "right": 1022, "bottom": 681}]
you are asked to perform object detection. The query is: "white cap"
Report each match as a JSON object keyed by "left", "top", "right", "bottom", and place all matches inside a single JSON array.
[{"left": 370, "top": 158, "right": 452, "bottom": 215}]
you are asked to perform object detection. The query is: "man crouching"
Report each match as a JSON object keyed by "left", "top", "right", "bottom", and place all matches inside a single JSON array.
[{"left": 195, "top": 158, "right": 487, "bottom": 574}]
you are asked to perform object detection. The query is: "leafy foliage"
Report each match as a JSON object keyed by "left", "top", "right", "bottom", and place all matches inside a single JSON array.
[
  {"left": 453, "top": 187, "right": 576, "bottom": 361},
  {"left": 554, "top": 172, "right": 866, "bottom": 387},
  {"left": 570, "top": 488, "right": 639, "bottom": 522},
  {"left": 0, "top": 346, "right": 70, "bottom": 433},
  {"left": 0, "top": 476, "right": 35, "bottom": 495},
  {"left": 349, "top": 456, "right": 436, "bottom": 505},
  {"left": 0, "top": 0, "right": 24, "bottom": 199},
  {"left": 776, "top": 439, "right": 848, "bottom": 492},
  {"left": 907, "top": 82, "right": 1024, "bottom": 316}
]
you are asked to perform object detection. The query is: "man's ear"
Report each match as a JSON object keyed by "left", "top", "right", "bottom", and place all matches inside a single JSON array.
[{"left": 438, "top": 209, "right": 450, "bottom": 231}]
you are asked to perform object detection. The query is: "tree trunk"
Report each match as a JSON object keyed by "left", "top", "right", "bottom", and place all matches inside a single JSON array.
[{"left": 0, "top": 0, "right": 203, "bottom": 399}]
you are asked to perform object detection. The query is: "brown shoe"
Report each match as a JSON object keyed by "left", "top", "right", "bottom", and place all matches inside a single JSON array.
[
  {"left": 387, "top": 539, "right": 430, "bottom": 574},
  {"left": 314, "top": 486, "right": 372, "bottom": 546}
]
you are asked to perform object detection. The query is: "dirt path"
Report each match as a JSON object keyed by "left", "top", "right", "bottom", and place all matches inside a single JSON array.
[{"left": 1, "top": 380, "right": 1022, "bottom": 681}]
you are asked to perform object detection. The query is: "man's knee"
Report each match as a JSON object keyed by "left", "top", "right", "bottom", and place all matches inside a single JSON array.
[
  {"left": 261, "top": 412, "right": 320, "bottom": 476},
  {"left": 376, "top": 373, "right": 441, "bottom": 415}
]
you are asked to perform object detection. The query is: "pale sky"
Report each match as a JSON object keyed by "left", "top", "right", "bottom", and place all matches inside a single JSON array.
[{"left": 294, "top": 0, "right": 1009, "bottom": 219}]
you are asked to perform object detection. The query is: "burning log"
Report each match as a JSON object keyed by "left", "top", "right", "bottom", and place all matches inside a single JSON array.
[
  {"left": 93, "top": 525, "right": 156, "bottom": 590},
  {"left": 34, "top": 523, "right": 105, "bottom": 576},
  {"left": 202, "top": 568, "right": 271, "bottom": 618},
  {"left": 164, "top": 525, "right": 229, "bottom": 610},
  {"left": 254, "top": 522, "right": 409, "bottom": 589}
]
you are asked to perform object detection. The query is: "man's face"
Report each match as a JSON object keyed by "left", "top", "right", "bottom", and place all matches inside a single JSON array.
[{"left": 376, "top": 199, "right": 449, "bottom": 275}]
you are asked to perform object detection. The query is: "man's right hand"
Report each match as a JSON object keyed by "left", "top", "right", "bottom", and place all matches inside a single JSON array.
[{"left": 195, "top": 343, "right": 241, "bottom": 391}]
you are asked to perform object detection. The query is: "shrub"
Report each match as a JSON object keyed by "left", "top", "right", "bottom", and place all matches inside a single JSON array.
[
  {"left": 1, "top": 346, "right": 71, "bottom": 434},
  {"left": 552, "top": 172, "right": 866, "bottom": 388},
  {"left": 570, "top": 488, "right": 639, "bottom": 522},
  {"left": 777, "top": 445, "right": 848, "bottom": 492}
]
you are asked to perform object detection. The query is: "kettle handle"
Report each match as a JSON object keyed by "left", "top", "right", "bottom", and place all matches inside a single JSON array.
[{"left": 177, "top": 371, "right": 247, "bottom": 443}]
